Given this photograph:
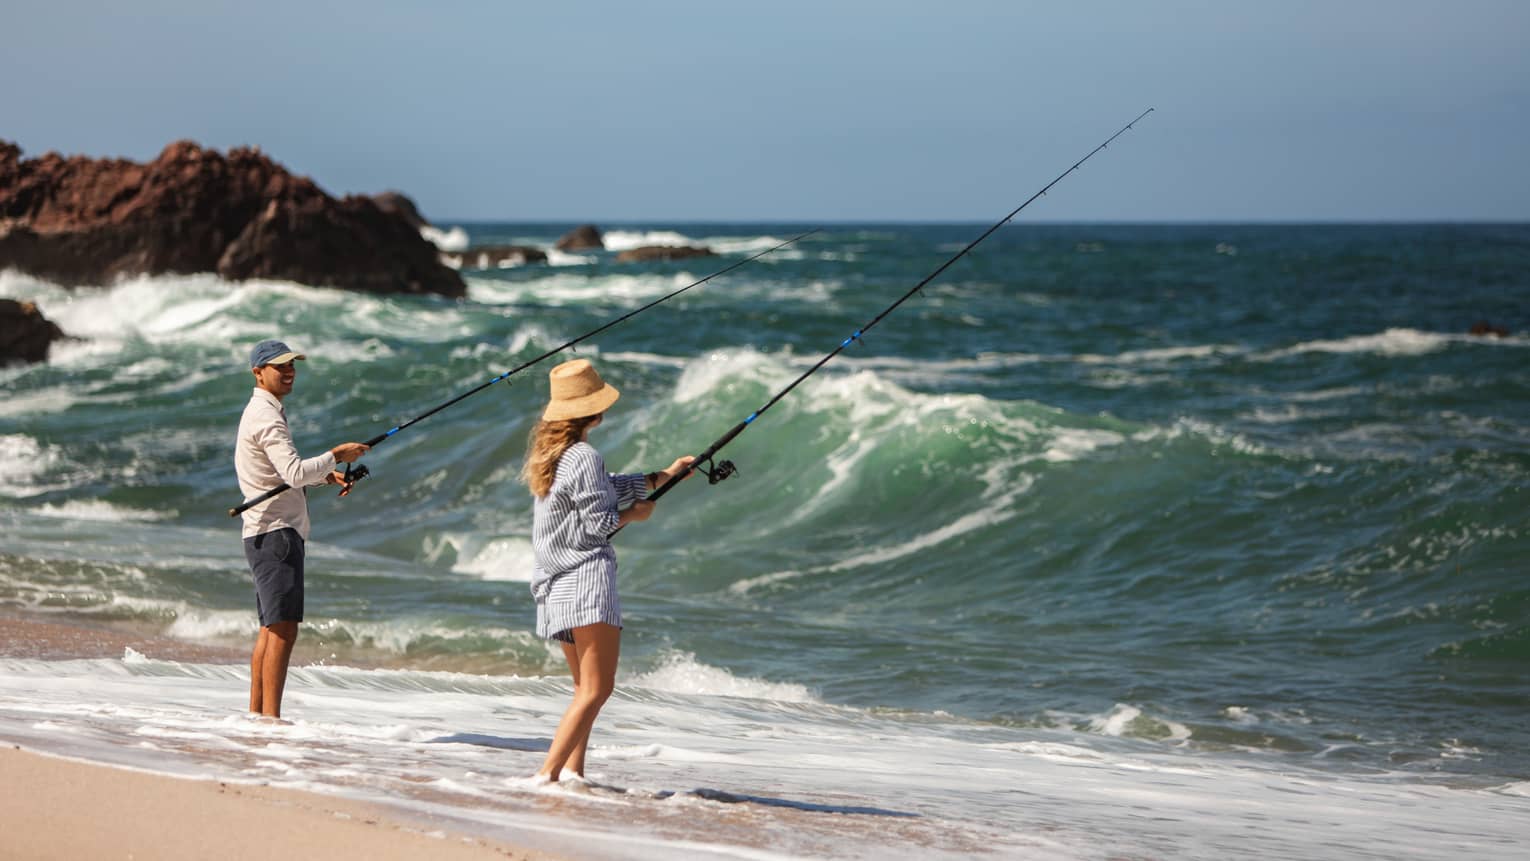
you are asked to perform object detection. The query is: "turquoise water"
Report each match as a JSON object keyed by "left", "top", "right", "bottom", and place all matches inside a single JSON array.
[{"left": 3, "top": 222, "right": 1527, "bottom": 790}]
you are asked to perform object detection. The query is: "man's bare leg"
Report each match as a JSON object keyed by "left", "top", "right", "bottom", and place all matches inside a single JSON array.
[
  {"left": 249, "top": 627, "right": 269, "bottom": 713},
  {"left": 259, "top": 622, "right": 299, "bottom": 718}
]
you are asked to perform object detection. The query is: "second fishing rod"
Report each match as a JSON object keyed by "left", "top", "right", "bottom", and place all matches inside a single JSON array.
[
  {"left": 228, "top": 229, "right": 817, "bottom": 517},
  {"left": 643, "top": 109, "right": 1154, "bottom": 509}
]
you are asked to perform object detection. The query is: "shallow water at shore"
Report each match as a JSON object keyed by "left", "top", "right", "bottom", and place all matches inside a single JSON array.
[{"left": 3, "top": 635, "right": 1527, "bottom": 860}]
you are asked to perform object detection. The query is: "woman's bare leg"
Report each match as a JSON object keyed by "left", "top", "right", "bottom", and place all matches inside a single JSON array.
[
  {"left": 537, "top": 623, "right": 620, "bottom": 781},
  {"left": 556, "top": 640, "right": 594, "bottom": 777}
]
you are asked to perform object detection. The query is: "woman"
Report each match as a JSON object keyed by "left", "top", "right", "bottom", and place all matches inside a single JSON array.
[{"left": 523, "top": 358, "right": 693, "bottom": 782}]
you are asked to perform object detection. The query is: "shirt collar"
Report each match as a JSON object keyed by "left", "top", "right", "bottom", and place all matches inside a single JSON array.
[{"left": 251, "top": 387, "right": 285, "bottom": 414}]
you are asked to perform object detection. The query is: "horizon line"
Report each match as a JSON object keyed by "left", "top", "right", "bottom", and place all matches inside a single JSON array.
[{"left": 426, "top": 217, "right": 1530, "bottom": 227}]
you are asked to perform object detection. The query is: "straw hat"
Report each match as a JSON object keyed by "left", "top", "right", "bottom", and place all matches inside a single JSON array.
[{"left": 542, "top": 359, "right": 620, "bottom": 421}]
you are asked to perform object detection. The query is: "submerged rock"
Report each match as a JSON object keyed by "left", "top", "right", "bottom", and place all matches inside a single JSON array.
[
  {"left": 0, "top": 298, "right": 65, "bottom": 366},
  {"left": 0, "top": 140, "right": 465, "bottom": 297},
  {"left": 614, "top": 245, "right": 715, "bottom": 263}
]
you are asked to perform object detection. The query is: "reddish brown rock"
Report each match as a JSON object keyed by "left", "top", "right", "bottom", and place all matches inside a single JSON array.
[
  {"left": 555, "top": 224, "right": 604, "bottom": 251},
  {"left": 614, "top": 245, "right": 715, "bottom": 263},
  {"left": 0, "top": 140, "right": 464, "bottom": 297},
  {"left": 0, "top": 298, "right": 65, "bottom": 366}
]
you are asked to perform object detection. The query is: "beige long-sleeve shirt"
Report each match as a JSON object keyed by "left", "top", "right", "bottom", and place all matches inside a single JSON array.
[{"left": 234, "top": 388, "right": 336, "bottom": 540}]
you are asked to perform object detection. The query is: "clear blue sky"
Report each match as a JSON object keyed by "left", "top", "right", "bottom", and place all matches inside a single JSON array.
[{"left": 5, "top": 1, "right": 1528, "bottom": 222}]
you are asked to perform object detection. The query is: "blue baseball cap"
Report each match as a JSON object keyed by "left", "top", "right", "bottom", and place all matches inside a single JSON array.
[{"left": 249, "top": 339, "right": 307, "bottom": 369}]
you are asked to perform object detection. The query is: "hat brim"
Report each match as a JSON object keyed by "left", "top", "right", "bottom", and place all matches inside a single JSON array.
[
  {"left": 259, "top": 351, "right": 306, "bottom": 367},
  {"left": 542, "top": 383, "right": 619, "bottom": 422}
]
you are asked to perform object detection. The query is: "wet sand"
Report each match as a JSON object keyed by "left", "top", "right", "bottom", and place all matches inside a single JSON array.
[{"left": 0, "top": 610, "right": 249, "bottom": 662}]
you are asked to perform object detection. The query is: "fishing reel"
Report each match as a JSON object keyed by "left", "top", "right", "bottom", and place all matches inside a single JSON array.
[
  {"left": 338, "top": 462, "right": 370, "bottom": 497},
  {"left": 697, "top": 457, "right": 738, "bottom": 485}
]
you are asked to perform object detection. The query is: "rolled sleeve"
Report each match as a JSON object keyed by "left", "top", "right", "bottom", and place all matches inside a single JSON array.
[{"left": 609, "top": 472, "right": 648, "bottom": 509}]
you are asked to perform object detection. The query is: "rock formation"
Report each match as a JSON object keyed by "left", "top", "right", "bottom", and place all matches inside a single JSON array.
[
  {"left": 614, "top": 245, "right": 715, "bottom": 263},
  {"left": 0, "top": 140, "right": 465, "bottom": 297},
  {"left": 555, "top": 224, "right": 604, "bottom": 251},
  {"left": 369, "top": 191, "right": 427, "bottom": 230},
  {"left": 0, "top": 298, "right": 65, "bottom": 366}
]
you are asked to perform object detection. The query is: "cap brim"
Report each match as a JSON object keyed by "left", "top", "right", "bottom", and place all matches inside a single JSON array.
[
  {"left": 542, "top": 383, "right": 619, "bottom": 422},
  {"left": 263, "top": 351, "right": 306, "bottom": 365}
]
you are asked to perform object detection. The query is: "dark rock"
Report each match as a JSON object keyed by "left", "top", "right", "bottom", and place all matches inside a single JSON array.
[
  {"left": 555, "top": 224, "right": 604, "bottom": 251},
  {"left": 0, "top": 298, "right": 65, "bottom": 365},
  {"left": 449, "top": 245, "right": 549, "bottom": 269},
  {"left": 1469, "top": 320, "right": 1509, "bottom": 338},
  {"left": 369, "top": 191, "right": 428, "bottom": 229},
  {"left": 614, "top": 245, "right": 716, "bottom": 263},
  {"left": 0, "top": 140, "right": 465, "bottom": 297}
]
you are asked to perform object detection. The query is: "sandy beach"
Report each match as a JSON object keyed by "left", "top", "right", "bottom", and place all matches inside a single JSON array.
[
  {"left": 0, "top": 615, "right": 562, "bottom": 861},
  {"left": 0, "top": 746, "right": 558, "bottom": 861}
]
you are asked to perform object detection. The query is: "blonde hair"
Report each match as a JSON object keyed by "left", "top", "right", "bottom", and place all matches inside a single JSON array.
[{"left": 522, "top": 415, "right": 600, "bottom": 497}]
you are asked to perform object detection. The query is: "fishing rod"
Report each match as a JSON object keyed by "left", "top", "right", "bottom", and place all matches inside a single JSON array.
[
  {"left": 228, "top": 228, "right": 818, "bottom": 517},
  {"left": 644, "top": 109, "right": 1154, "bottom": 506}
]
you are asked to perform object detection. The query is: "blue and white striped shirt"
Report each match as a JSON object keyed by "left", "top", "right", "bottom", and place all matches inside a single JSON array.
[{"left": 529, "top": 442, "right": 647, "bottom": 600}]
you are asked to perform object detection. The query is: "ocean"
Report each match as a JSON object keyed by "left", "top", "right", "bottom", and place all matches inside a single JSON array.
[{"left": 2, "top": 222, "right": 1527, "bottom": 859}]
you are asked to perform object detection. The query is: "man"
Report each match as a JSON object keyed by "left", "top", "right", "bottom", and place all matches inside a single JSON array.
[{"left": 234, "top": 339, "right": 369, "bottom": 719}]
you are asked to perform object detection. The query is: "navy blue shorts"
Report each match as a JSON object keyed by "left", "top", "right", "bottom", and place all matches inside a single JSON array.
[{"left": 243, "top": 528, "right": 304, "bottom": 626}]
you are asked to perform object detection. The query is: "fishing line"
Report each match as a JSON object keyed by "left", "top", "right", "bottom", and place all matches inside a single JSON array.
[
  {"left": 229, "top": 228, "right": 818, "bottom": 517},
  {"left": 644, "top": 109, "right": 1154, "bottom": 507}
]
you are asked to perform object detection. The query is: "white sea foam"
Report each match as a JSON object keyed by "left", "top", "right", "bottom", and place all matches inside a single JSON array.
[
  {"left": 727, "top": 569, "right": 806, "bottom": 595},
  {"left": 429, "top": 533, "right": 536, "bottom": 581},
  {"left": 1263, "top": 327, "right": 1450, "bottom": 359},
  {"left": 1086, "top": 704, "right": 1192, "bottom": 743},
  {"left": 0, "top": 268, "right": 57, "bottom": 298},
  {"left": 466, "top": 271, "right": 688, "bottom": 309},
  {"left": 0, "top": 388, "right": 76, "bottom": 417},
  {"left": 545, "top": 248, "right": 597, "bottom": 267},
  {"left": 163, "top": 608, "right": 261, "bottom": 640},
  {"left": 1498, "top": 782, "right": 1530, "bottom": 797},
  {"left": 1135, "top": 417, "right": 1271, "bottom": 457},
  {"left": 696, "top": 234, "right": 789, "bottom": 256},
  {"left": 1075, "top": 344, "right": 1233, "bottom": 364},
  {"left": 2, "top": 655, "right": 1525, "bottom": 860},
  {"left": 602, "top": 230, "right": 693, "bottom": 251},
  {"left": 670, "top": 347, "right": 788, "bottom": 404},
  {"left": 596, "top": 351, "right": 690, "bottom": 370},
  {"left": 419, "top": 224, "right": 470, "bottom": 252},
  {"left": 41, "top": 274, "right": 253, "bottom": 343},
  {"left": 297, "top": 617, "right": 539, "bottom": 656},
  {"left": 1223, "top": 706, "right": 1257, "bottom": 724},
  {"left": 0, "top": 434, "right": 65, "bottom": 496},
  {"left": 33, "top": 500, "right": 171, "bottom": 522},
  {"left": 295, "top": 336, "right": 397, "bottom": 364},
  {"left": 627, "top": 651, "right": 818, "bottom": 703},
  {"left": 9, "top": 272, "right": 479, "bottom": 356}
]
